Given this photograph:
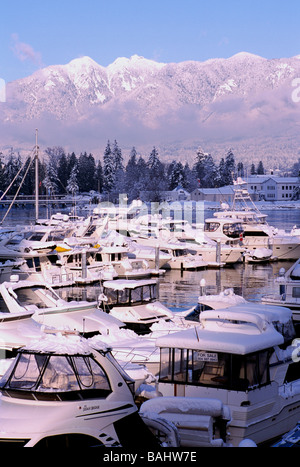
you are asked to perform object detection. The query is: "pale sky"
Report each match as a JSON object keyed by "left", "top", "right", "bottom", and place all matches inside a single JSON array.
[{"left": 1, "top": 0, "right": 300, "bottom": 82}]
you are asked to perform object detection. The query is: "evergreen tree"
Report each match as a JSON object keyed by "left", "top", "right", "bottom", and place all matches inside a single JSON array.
[
  {"left": 103, "top": 140, "right": 115, "bottom": 193},
  {"left": 146, "top": 147, "right": 165, "bottom": 201},
  {"left": 66, "top": 163, "right": 79, "bottom": 195},
  {"left": 112, "top": 140, "right": 124, "bottom": 173},
  {"left": 4, "top": 149, "right": 22, "bottom": 192},
  {"left": 44, "top": 146, "right": 65, "bottom": 195},
  {"left": 193, "top": 148, "right": 217, "bottom": 188},
  {"left": 67, "top": 152, "right": 78, "bottom": 175},
  {"left": 168, "top": 161, "right": 184, "bottom": 190},
  {"left": 125, "top": 147, "right": 140, "bottom": 200},
  {"left": 77, "top": 152, "right": 96, "bottom": 192},
  {"left": 250, "top": 163, "right": 256, "bottom": 175},
  {"left": 221, "top": 149, "right": 236, "bottom": 185},
  {"left": 57, "top": 150, "right": 68, "bottom": 194},
  {"left": 43, "top": 158, "right": 59, "bottom": 195},
  {"left": 257, "top": 160, "right": 265, "bottom": 175},
  {"left": 112, "top": 140, "right": 125, "bottom": 193},
  {"left": 182, "top": 162, "right": 198, "bottom": 191},
  {"left": 95, "top": 160, "right": 103, "bottom": 193}
]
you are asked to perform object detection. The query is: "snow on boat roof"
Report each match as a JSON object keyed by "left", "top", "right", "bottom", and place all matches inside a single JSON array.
[
  {"left": 223, "top": 303, "right": 293, "bottom": 323},
  {"left": 22, "top": 332, "right": 109, "bottom": 355},
  {"left": 103, "top": 279, "right": 157, "bottom": 290},
  {"left": 156, "top": 312, "right": 284, "bottom": 355}
]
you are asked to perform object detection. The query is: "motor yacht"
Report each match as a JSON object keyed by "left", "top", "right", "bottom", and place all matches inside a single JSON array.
[
  {"left": 159, "top": 243, "right": 208, "bottom": 270},
  {"left": 213, "top": 182, "right": 300, "bottom": 261},
  {"left": 149, "top": 303, "right": 300, "bottom": 446},
  {"left": 0, "top": 277, "right": 125, "bottom": 337},
  {"left": 0, "top": 333, "right": 177, "bottom": 447},
  {"left": 99, "top": 279, "right": 174, "bottom": 334}
]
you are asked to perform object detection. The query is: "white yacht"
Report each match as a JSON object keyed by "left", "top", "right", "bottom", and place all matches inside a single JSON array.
[
  {"left": 127, "top": 215, "right": 243, "bottom": 267},
  {"left": 0, "top": 333, "right": 175, "bottom": 447},
  {"left": 159, "top": 243, "right": 208, "bottom": 270},
  {"left": 99, "top": 279, "right": 174, "bottom": 334},
  {"left": 0, "top": 278, "right": 125, "bottom": 337},
  {"left": 262, "top": 258, "right": 300, "bottom": 320},
  {"left": 148, "top": 303, "right": 300, "bottom": 446},
  {"left": 212, "top": 182, "right": 300, "bottom": 261}
]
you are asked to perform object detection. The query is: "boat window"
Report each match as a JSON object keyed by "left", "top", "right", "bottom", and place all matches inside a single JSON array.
[
  {"left": 0, "top": 352, "right": 112, "bottom": 397},
  {"left": 40, "top": 355, "right": 80, "bottom": 391},
  {"left": 131, "top": 287, "right": 142, "bottom": 303},
  {"left": 204, "top": 222, "right": 220, "bottom": 233},
  {"left": 159, "top": 347, "right": 271, "bottom": 391},
  {"left": 73, "top": 356, "right": 111, "bottom": 392},
  {"left": 24, "top": 232, "right": 44, "bottom": 241},
  {"left": 160, "top": 348, "right": 173, "bottom": 380},
  {"left": 223, "top": 223, "right": 243, "bottom": 238},
  {"left": 13, "top": 286, "right": 58, "bottom": 309},
  {"left": 104, "top": 284, "right": 157, "bottom": 306},
  {"left": 105, "top": 288, "right": 119, "bottom": 305},
  {"left": 292, "top": 287, "right": 300, "bottom": 298},
  {"left": 0, "top": 294, "right": 10, "bottom": 313},
  {"left": 118, "top": 288, "right": 130, "bottom": 304},
  {"left": 1, "top": 353, "right": 48, "bottom": 390},
  {"left": 143, "top": 285, "right": 151, "bottom": 301}
]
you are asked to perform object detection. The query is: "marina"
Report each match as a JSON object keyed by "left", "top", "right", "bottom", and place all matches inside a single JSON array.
[{"left": 0, "top": 196, "right": 299, "bottom": 448}]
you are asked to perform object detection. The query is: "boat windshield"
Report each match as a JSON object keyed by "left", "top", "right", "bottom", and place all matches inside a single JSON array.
[
  {"left": 103, "top": 283, "right": 157, "bottom": 306},
  {"left": 12, "top": 286, "right": 60, "bottom": 309},
  {"left": 159, "top": 347, "right": 271, "bottom": 391},
  {"left": 0, "top": 351, "right": 111, "bottom": 399}
]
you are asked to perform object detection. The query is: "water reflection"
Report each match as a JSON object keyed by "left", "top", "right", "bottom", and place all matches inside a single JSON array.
[{"left": 56, "top": 260, "right": 295, "bottom": 314}]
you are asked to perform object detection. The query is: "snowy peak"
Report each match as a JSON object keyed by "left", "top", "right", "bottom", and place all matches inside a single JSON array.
[
  {"left": 229, "top": 51, "right": 265, "bottom": 61},
  {"left": 3, "top": 51, "right": 300, "bottom": 158}
]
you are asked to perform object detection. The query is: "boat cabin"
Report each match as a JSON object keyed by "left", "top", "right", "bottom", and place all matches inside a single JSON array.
[
  {"left": 204, "top": 217, "right": 244, "bottom": 244},
  {"left": 0, "top": 345, "right": 114, "bottom": 401},
  {"left": 156, "top": 308, "right": 285, "bottom": 393},
  {"left": 0, "top": 336, "right": 163, "bottom": 448},
  {"left": 102, "top": 279, "right": 158, "bottom": 307}
]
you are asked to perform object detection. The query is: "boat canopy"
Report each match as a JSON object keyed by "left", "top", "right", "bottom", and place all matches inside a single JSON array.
[
  {"left": 0, "top": 335, "right": 112, "bottom": 399},
  {"left": 156, "top": 310, "right": 284, "bottom": 355}
]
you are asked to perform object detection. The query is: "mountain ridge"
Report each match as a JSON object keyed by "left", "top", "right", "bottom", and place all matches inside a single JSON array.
[{"left": 1, "top": 53, "right": 300, "bottom": 167}]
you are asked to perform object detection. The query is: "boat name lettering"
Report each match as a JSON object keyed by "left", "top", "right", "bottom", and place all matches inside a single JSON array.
[
  {"left": 196, "top": 351, "right": 218, "bottom": 362},
  {"left": 82, "top": 404, "right": 100, "bottom": 412}
]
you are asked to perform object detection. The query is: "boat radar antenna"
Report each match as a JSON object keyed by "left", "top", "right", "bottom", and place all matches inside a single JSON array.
[{"left": 35, "top": 129, "right": 39, "bottom": 223}]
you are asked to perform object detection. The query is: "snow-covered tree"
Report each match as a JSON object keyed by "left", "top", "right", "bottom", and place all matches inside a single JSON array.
[
  {"left": 66, "top": 163, "right": 79, "bottom": 195},
  {"left": 193, "top": 148, "right": 218, "bottom": 188},
  {"left": 103, "top": 140, "right": 115, "bottom": 193},
  {"left": 220, "top": 149, "right": 235, "bottom": 185},
  {"left": 168, "top": 161, "right": 184, "bottom": 190}
]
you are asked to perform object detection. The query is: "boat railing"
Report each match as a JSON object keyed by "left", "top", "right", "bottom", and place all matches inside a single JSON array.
[
  {"left": 50, "top": 272, "right": 74, "bottom": 285},
  {"left": 112, "top": 347, "right": 158, "bottom": 364}
]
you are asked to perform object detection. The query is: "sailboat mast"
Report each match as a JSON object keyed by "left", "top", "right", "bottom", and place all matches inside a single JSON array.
[{"left": 35, "top": 129, "right": 39, "bottom": 222}]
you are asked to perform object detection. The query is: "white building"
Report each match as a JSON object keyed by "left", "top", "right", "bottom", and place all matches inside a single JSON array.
[{"left": 246, "top": 175, "right": 300, "bottom": 201}]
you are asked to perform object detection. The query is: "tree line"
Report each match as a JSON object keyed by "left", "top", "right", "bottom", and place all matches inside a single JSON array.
[{"left": 0, "top": 143, "right": 267, "bottom": 202}]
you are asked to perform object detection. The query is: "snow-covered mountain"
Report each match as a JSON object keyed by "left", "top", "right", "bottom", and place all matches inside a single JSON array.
[{"left": 2, "top": 52, "right": 300, "bottom": 165}]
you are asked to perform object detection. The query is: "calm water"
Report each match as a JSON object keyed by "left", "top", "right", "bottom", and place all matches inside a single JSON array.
[{"left": 1, "top": 204, "right": 299, "bottom": 311}]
